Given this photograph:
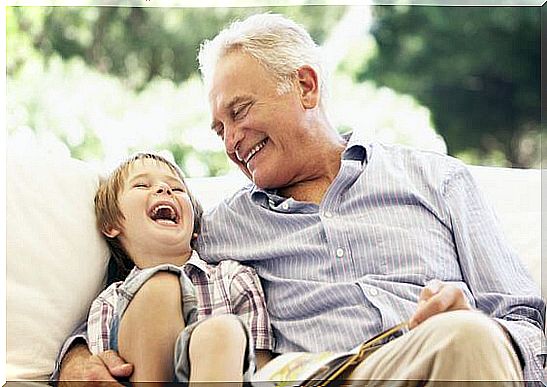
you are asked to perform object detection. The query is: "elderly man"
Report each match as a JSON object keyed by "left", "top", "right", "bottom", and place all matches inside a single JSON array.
[{"left": 58, "top": 13, "right": 545, "bottom": 384}]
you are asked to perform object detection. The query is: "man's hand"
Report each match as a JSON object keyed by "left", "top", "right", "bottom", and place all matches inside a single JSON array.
[
  {"left": 59, "top": 343, "right": 133, "bottom": 386},
  {"left": 409, "top": 279, "right": 472, "bottom": 329}
]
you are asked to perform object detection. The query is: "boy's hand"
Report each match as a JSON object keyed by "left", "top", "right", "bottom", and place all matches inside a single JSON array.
[
  {"left": 409, "top": 279, "right": 472, "bottom": 329},
  {"left": 59, "top": 343, "right": 133, "bottom": 386}
]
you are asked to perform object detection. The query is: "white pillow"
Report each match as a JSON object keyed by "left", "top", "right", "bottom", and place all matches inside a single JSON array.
[
  {"left": 6, "top": 139, "right": 109, "bottom": 380},
  {"left": 469, "top": 166, "right": 542, "bottom": 297}
]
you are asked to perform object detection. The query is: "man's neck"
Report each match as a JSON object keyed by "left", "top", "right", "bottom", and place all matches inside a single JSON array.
[
  {"left": 279, "top": 140, "right": 346, "bottom": 205},
  {"left": 279, "top": 179, "right": 334, "bottom": 204}
]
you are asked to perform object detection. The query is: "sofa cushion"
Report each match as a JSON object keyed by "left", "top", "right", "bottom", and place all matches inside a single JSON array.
[
  {"left": 469, "top": 166, "right": 542, "bottom": 295},
  {"left": 6, "top": 140, "right": 109, "bottom": 380}
]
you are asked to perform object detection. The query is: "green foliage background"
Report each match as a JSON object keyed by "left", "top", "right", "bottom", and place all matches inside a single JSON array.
[
  {"left": 7, "top": 5, "right": 541, "bottom": 175},
  {"left": 360, "top": 6, "right": 540, "bottom": 167}
]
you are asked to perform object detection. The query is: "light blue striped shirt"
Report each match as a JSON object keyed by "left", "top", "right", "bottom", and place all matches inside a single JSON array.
[{"left": 197, "top": 132, "right": 546, "bottom": 380}]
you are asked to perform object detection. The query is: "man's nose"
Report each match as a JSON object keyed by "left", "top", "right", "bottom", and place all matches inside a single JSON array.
[
  {"left": 155, "top": 184, "right": 173, "bottom": 195},
  {"left": 224, "top": 124, "right": 244, "bottom": 158}
]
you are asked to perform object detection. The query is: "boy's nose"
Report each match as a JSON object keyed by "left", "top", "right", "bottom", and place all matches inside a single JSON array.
[{"left": 155, "top": 184, "right": 172, "bottom": 195}]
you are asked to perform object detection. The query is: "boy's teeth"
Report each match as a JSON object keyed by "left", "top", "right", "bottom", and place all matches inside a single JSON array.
[
  {"left": 151, "top": 204, "right": 177, "bottom": 223},
  {"left": 156, "top": 219, "right": 176, "bottom": 225}
]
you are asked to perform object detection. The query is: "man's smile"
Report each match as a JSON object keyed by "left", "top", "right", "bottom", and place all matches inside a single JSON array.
[{"left": 238, "top": 138, "right": 269, "bottom": 165}]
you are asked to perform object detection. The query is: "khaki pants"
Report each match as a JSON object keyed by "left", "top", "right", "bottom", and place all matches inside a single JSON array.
[{"left": 347, "top": 310, "right": 523, "bottom": 386}]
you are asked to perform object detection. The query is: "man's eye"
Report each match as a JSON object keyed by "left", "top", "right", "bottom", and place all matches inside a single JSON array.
[
  {"left": 172, "top": 187, "right": 186, "bottom": 193},
  {"left": 133, "top": 183, "right": 149, "bottom": 188},
  {"left": 233, "top": 103, "right": 252, "bottom": 120},
  {"left": 214, "top": 126, "right": 224, "bottom": 139}
]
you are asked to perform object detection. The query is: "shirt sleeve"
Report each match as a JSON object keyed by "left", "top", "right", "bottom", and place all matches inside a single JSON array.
[
  {"left": 49, "top": 320, "right": 88, "bottom": 383},
  {"left": 228, "top": 263, "right": 275, "bottom": 351},
  {"left": 86, "top": 284, "right": 119, "bottom": 355},
  {"left": 444, "top": 162, "right": 546, "bottom": 381}
]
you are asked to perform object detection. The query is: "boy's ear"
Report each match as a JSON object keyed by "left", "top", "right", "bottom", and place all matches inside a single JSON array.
[{"left": 103, "top": 225, "right": 120, "bottom": 239}]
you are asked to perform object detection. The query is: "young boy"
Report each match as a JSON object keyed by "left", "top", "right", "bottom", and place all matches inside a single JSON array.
[{"left": 87, "top": 152, "right": 273, "bottom": 384}]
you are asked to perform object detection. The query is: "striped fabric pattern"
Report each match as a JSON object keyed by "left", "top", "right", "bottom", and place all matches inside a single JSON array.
[
  {"left": 197, "top": 134, "right": 546, "bottom": 381},
  {"left": 83, "top": 251, "right": 273, "bottom": 355}
]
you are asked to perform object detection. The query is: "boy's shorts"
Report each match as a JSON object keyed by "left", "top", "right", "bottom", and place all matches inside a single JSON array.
[{"left": 108, "top": 264, "right": 256, "bottom": 382}]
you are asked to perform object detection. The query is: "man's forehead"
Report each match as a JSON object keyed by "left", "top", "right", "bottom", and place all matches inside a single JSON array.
[{"left": 208, "top": 51, "right": 267, "bottom": 102}]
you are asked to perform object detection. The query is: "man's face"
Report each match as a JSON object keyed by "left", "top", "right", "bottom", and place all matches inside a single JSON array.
[
  {"left": 107, "top": 159, "right": 194, "bottom": 263},
  {"left": 209, "top": 51, "right": 318, "bottom": 190}
]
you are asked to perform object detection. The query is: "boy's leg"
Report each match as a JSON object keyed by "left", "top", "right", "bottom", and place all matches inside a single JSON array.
[
  {"left": 188, "top": 314, "right": 248, "bottom": 383},
  {"left": 118, "top": 271, "right": 185, "bottom": 384}
]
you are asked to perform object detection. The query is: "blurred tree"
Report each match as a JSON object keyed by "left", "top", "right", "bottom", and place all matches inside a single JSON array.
[
  {"left": 358, "top": 6, "right": 540, "bottom": 167},
  {"left": 9, "top": 6, "right": 346, "bottom": 90}
]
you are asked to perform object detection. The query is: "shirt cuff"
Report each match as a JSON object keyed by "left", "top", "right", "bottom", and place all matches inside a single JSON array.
[
  {"left": 49, "top": 322, "right": 88, "bottom": 384},
  {"left": 494, "top": 317, "right": 546, "bottom": 382}
]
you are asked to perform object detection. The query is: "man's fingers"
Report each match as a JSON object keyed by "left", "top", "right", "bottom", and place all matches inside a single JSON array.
[
  {"left": 97, "top": 350, "right": 134, "bottom": 377},
  {"left": 410, "top": 284, "right": 471, "bottom": 329},
  {"left": 417, "top": 279, "right": 443, "bottom": 304},
  {"left": 59, "top": 355, "right": 123, "bottom": 387},
  {"left": 410, "top": 293, "right": 448, "bottom": 328}
]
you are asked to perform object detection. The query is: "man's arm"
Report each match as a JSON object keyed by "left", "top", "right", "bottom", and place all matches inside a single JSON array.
[
  {"left": 434, "top": 162, "right": 545, "bottom": 379},
  {"left": 53, "top": 283, "right": 133, "bottom": 385},
  {"left": 58, "top": 342, "right": 132, "bottom": 386}
]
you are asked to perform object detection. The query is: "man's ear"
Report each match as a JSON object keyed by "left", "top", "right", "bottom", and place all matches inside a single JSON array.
[
  {"left": 296, "top": 65, "right": 320, "bottom": 109},
  {"left": 103, "top": 225, "right": 121, "bottom": 239}
]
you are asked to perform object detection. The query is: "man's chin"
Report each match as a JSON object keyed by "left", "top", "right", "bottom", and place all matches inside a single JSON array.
[
  {"left": 249, "top": 173, "right": 283, "bottom": 191},
  {"left": 242, "top": 164, "right": 284, "bottom": 190}
]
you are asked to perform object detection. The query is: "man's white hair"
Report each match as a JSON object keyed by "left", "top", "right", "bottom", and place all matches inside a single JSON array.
[{"left": 198, "top": 13, "right": 328, "bottom": 110}]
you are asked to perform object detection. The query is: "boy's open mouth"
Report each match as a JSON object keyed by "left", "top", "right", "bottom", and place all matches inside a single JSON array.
[{"left": 148, "top": 202, "right": 179, "bottom": 225}]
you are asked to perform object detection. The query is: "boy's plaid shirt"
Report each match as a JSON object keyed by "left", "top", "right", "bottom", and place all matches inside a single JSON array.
[{"left": 86, "top": 250, "right": 274, "bottom": 354}]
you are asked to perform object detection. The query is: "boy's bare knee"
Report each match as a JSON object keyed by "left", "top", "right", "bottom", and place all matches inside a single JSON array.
[
  {"left": 189, "top": 315, "right": 246, "bottom": 356},
  {"left": 134, "top": 272, "right": 181, "bottom": 302}
]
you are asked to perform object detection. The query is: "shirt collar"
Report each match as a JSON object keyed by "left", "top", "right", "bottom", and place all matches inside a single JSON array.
[
  {"left": 250, "top": 131, "right": 369, "bottom": 206},
  {"left": 127, "top": 250, "right": 208, "bottom": 278},
  {"left": 184, "top": 249, "right": 210, "bottom": 277},
  {"left": 343, "top": 130, "right": 369, "bottom": 163}
]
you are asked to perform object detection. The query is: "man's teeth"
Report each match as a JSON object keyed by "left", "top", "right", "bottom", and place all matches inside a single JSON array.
[{"left": 244, "top": 139, "right": 267, "bottom": 163}]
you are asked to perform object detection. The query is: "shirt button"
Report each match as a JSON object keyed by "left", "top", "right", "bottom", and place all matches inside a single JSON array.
[
  {"left": 368, "top": 288, "right": 379, "bottom": 297},
  {"left": 281, "top": 202, "right": 289, "bottom": 210},
  {"left": 336, "top": 248, "right": 344, "bottom": 258},
  {"left": 324, "top": 211, "right": 333, "bottom": 218}
]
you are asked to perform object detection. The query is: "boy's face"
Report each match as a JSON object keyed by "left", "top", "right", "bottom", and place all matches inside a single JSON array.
[{"left": 105, "top": 159, "right": 194, "bottom": 266}]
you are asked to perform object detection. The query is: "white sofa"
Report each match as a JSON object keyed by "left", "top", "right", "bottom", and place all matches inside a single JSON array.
[{"left": 5, "top": 143, "right": 544, "bottom": 381}]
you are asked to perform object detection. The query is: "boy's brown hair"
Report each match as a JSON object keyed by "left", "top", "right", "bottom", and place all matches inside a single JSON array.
[{"left": 95, "top": 152, "right": 203, "bottom": 280}]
